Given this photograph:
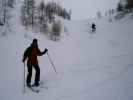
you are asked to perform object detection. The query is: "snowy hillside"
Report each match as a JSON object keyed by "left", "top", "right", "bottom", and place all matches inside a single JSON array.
[{"left": 0, "top": 1, "right": 133, "bottom": 100}]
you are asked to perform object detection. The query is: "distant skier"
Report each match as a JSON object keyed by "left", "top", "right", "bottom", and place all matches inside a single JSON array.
[
  {"left": 23, "top": 39, "right": 48, "bottom": 87},
  {"left": 91, "top": 22, "right": 96, "bottom": 32}
]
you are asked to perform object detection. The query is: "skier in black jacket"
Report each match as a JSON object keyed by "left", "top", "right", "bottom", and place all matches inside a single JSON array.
[
  {"left": 92, "top": 22, "right": 96, "bottom": 32},
  {"left": 23, "top": 39, "right": 48, "bottom": 87}
]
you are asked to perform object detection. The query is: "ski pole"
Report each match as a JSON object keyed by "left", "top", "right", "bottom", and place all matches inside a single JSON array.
[
  {"left": 23, "top": 63, "right": 26, "bottom": 93},
  {"left": 47, "top": 52, "right": 58, "bottom": 74}
]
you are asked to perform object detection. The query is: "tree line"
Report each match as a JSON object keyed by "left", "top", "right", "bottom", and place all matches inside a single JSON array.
[
  {"left": 21, "top": 0, "right": 71, "bottom": 41},
  {"left": 117, "top": 0, "right": 133, "bottom": 12},
  {"left": 0, "top": 0, "right": 14, "bottom": 26},
  {"left": 21, "top": 0, "right": 71, "bottom": 29}
]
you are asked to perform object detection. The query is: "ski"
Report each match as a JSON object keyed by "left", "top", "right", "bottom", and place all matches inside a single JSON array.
[
  {"left": 28, "top": 86, "right": 40, "bottom": 93},
  {"left": 27, "top": 84, "right": 48, "bottom": 93}
]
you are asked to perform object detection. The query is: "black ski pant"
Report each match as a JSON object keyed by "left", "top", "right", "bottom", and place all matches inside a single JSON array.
[
  {"left": 92, "top": 28, "right": 96, "bottom": 32},
  {"left": 26, "top": 64, "right": 40, "bottom": 85}
]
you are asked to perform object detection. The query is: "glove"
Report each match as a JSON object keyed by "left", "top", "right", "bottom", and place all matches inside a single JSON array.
[
  {"left": 43, "top": 48, "right": 48, "bottom": 54},
  {"left": 45, "top": 48, "right": 48, "bottom": 52}
]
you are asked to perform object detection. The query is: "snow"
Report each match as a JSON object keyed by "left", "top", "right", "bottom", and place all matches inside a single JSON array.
[{"left": 0, "top": 0, "right": 133, "bottom": 100}]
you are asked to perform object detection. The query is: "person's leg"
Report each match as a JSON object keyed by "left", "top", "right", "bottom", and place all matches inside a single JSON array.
[
  {"left": 92, "top": 27, "right": 96, "bottom": 32},
  {"left": 26, "top": 64, "right": 32, "bottom": 87},
  {"left": 92, "top": 28, "right": 94, "bottom": 32},
  {"left": 33, "top": 64, "right": 40, "bottom": 86}
]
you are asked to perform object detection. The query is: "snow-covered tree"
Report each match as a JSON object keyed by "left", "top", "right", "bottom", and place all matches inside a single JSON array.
[
  {"left": 7, "top": 0, "right": 15, "bottom": 8},
  {"left": 117, "top": 2, "right": 124, "bottom": 12},
  {"left": 21, "top": 0, "right": 70, "bottom": 41},
  {"left": 0, "top": 0, "right": 13, "bottom": 26},
  {"left": 37, "top": 1, "right": 48, "bottom": 33},
  {"left": 51, "top": 20, "right": 62, "bottom": 41},
  {"left": 125, "top": 0, "right": 133, "bottom": 9},
  {"left": 117, "top": 0, "right": 133, "bottom": 11},
  {"left": 38, "top": 1, "right": 46, "bottom": 25},
  {"left": 97, "top": 11, "right": 102, "bottom": 19},
  {"left": 21, "top": 0, "right": 36, "bottom": 28}
]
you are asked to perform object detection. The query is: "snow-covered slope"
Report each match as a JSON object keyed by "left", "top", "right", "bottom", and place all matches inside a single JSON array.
[{"left": 0, "top": 1, "right": 133, "bottom": 100}]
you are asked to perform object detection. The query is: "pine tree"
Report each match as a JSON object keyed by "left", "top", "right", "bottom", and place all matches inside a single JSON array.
[
  {"left": 37, "top": 1, "right": 48, "bottom": 32},
  {"left": 7, "top": 0, "right": 14, "bottom": 8},
  {"left": 28, "top": 0, "right": 35, "bottom": 28},
  {"left": 38, "top": 1, "right": 46, "bottom": 25},
  {"left": 0, "top": 0, "right": 5, "bottom": 25},
  {"left": 97, "top": 11, "right": 102, "bottom": 19},
  {"left": 21, "top": 0, "right": 36, "bottom": 28},
  {"left": 46, "top": 2, "right": 54, "bottom": 23},
  {"left": 0, "top": 0, "right": 13, "bottom": 25},
  {"left": 51, "top": 20, "right": 62, "bottom": 41},
  {"left": 117, "top": 2, "right": 123, "bottom": 12},
  {"left": 125, "top": 0, "right": 133, "bottom": 9},
  {"left": 21, "top": 0, "right": 27, "bottom": 27}
]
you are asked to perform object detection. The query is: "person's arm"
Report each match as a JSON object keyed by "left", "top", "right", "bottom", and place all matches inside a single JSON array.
[
  {"left": 37, "top": 48, "right": 48, "bottom": 56},
  {"left": 22, "top": 47, "right": 29, "bottom": 62}
]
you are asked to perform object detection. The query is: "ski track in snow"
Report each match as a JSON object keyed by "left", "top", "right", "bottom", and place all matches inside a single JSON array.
[{"left": 0, "top": 1, "right": 133, "bottom": 100}]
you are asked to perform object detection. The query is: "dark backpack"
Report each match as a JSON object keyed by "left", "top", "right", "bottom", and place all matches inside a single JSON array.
[{"left": 24, "top": 47, "right": 33, "bottom": 58}]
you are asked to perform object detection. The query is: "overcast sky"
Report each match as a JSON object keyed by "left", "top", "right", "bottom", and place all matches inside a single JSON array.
[{"left": 39, "top": 0, "right": 120, "bottom": 20}]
